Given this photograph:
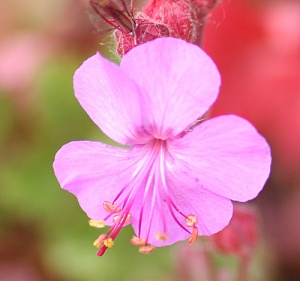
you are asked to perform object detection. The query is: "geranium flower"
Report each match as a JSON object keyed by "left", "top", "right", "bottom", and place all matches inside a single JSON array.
[{"left": 53, "top": 38, "right": 271, "bottom": 256}]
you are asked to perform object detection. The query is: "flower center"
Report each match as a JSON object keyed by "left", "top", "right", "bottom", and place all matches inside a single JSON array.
[{"left": 89, "top": 139, "right": 198, "bottom": 255}]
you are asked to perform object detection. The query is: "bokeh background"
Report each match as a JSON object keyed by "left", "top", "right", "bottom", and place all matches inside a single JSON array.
[{"left": 1, "top": 0, "right": 300, "bottom": 280}]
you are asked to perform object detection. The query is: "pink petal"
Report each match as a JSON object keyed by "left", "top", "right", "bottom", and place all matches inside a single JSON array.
[
  {"left": 120, "top": 38, "right": 221, "bottom": 139},
  {"left": 73, "top": 53, "right": 150, "bottom": 145},
  {"left": 169, "top": 115, "right": 271, "bottom": 202},
  {"left": 165, "top": 170, "right": 233, "bottom": 237},
  {"left": 53, "top": 141, "right": 144, "bottom": 222},
  {"left": 130, "top": 166, "right": 233, "bottom": 247}
]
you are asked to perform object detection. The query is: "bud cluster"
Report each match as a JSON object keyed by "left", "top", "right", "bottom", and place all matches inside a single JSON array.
[
  {"left": 90, "top": 0, "right": 220, "bottom": 56},
  {"left": 143, "top": 0, "right": 220, "bottom": 45}
]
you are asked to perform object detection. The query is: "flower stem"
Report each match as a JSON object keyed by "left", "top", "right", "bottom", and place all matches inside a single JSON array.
[
  {"left": 195, "top": 18, "right": 207, "bottom": 47},
  {"left": 203, "top": 247, "right": 218, "bottom": 281},
  {"left": 238, "top": 255, "right": 250, "bottom": 281}
]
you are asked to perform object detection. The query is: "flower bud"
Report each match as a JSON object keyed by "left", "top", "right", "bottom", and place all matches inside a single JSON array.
[
  {"left": 143, "top": 0, "right": 221, "bottom": 45},
  {"left": 210, "top": 204, "right": 258, "bottom": 257},
  {"left": 112, "top": 0, "right": 220, "bottom": 56},
  {"left": 115, "top": 19, "right": 169, "bottom": 56}
]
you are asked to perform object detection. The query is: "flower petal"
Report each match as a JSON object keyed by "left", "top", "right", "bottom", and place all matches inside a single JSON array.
[
  {"left": 169, "top": 115, "right": 272, "bottom": 202},
  {"left": 73, "top": 53, "right": 150, "bottom": 145},
  {"left": 120, "top": 37, "right": 221, "bottom": 139},
  {"left": 53, "top": 141, "right": 144, "bottom": 222},
  {"left": 166, "top": 169, "right": 233, "bottom": 237},
  {"left": 130, "top": 165, "right": 233, "bottom": 247}
]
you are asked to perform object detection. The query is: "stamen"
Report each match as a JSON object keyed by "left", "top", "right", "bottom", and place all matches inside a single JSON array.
[
  {"left": 130, "top": 236, "right": 146, "bottom": 246},
  {"left": 139, "top": 245, "right": 156, "bottom": 254},
  {"left": 89, "top": 219, "right": 105, "bottom": 228},
  {"left": 155, "top": 232, "right": 168, "bottom": 241},
  {"left": 159, "top": 145, "right": 191, "bottom": 235},
  {"left": 93, "top": 234, "right": 108, "bottom": 248},
  {"left": 186, "top": 215, "right": 198, "bottom": 227},
  {"left": 155, "top": 187, "right": 168, "bottom": 235},
  {"left": 141, "top": 141, "right": 167, "bottom": 244},
  {"left": 138, "top": 166, "right": 155, "bottom": 237},
  {"left": 113, "top": 213, "right": 131, "bottom": 224},
  {"left": 94, "top": 160, "right": 149, "bottom": 255},
  {"left": 103, "top": 238, "right": 114, "bottom": 248},
  {"left": 103, "top": 201, "right": 122, "bottom": 213},
  {"left": 188, "top": 227, "right": 198, "bottom": 245}
]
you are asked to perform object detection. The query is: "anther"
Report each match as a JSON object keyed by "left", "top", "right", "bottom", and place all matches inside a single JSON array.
[
  {"left": 186, "top": 215, "right": 198, "bottom": 227},
  {"left": 93, "top": 234, "right": 108, "bottom": 248},
  {"left": 130, "top": 236, "right": 146, "bottom": 246},
  {"left": 103, "top": 201, "right": 121, "bottom": 213},
  {"left": 188, "top": 227, "right": 198, "bottom": 245},
  {"left": 138, "top": 245, "right": 156, "bottom": 254},
  {"left": 89, "top": 219, "right": 105, "bottom": 228},
  {"left": 103, "top": 238, "right": 114, "bottom": 248},
  {"left": 113, "top": 213, "right": 131, "bottom": 224},
  {"left": 155, "top": 232, "right": 168, "bottom": 241}
]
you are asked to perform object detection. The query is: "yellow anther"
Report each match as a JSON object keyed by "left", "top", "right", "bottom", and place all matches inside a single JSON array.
[
  {"left": 155, "top": 232, "right": 168, "bottom": 241},
  {"left": 130, "top": 236, "right": 146, "bottom": 246},
  {"left": 188, "top": 227, "right": 198, "bottom": 245},
  {"left": 93, "top": 240, "right": 101, "bottom": 248},
  {"left": 103, "top": 201, "right": 121, "bottom": 214},
  {"left": 186, "top": 215, "right": 198, "bottom": 227},
  {"left": 103, "top": 238, "right": 114, "bottom": 248},
  {"left": 113, "top": 213, "right": 131, "bottom": 224},
  {"left": 93, "top": 234, "right": 108, "bottom": 248},
  {"left": 138, "top": 245, "right": 156, "bottom": 254},
  {"left": 88, "top": 219, "right": 105, "bottom": 228}
]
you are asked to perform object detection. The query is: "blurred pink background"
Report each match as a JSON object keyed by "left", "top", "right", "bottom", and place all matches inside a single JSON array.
[{"left": 204, "top": 0, "right": 300, "bottom": 279}]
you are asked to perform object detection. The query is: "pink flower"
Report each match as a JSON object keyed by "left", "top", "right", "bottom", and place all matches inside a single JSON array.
[{"left": 53, "top": 38, "right": 271, "bottom": 256}]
